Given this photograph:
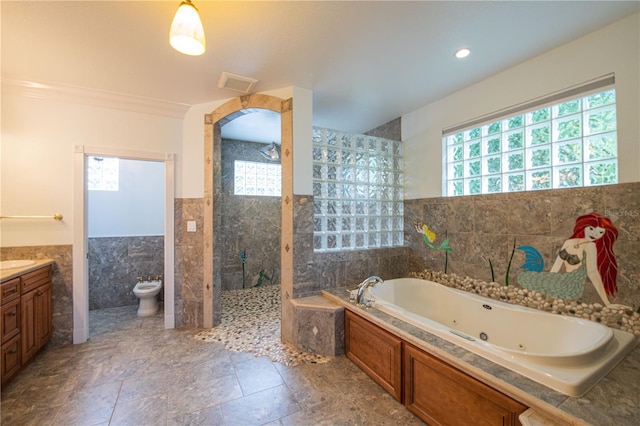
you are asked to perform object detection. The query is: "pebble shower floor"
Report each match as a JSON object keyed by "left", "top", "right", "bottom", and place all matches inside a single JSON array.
[{"left": 195, "top": 284, "right": 331, "bottom": 365}]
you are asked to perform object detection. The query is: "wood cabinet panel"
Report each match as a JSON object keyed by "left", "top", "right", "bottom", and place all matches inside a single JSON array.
[
  {"left": 21, "top": 288, "right": 38, "bottom": 363},
  {"left": 35, "top": 283, "right": 52, "bottom": 346},
  {"left": 1, "top": 334, "right": 21, "bottom": 386},
  {"left": 21, "top": 266, "right": 51, "bottom": 294},
  {"left": 1, "top": 297, "right": 21, "bottom": 344},
  {"left": 345, "top": 309, "right": 403, "bottom": 401},
  {"left": 404, "top": 342, "right": 527, "bottom": 426},
  {"left": 1, "top": 278, "right": 21, "bottom": 305}
]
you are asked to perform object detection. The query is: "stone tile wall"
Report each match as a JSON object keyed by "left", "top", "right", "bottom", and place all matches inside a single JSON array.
[
  {"left": 88, "top": 236, "right": 164, "bottom": 310},
  {"left": 0, "top": 245, "right": 73, "bottom": 347},
  {"left": 404, "top": 182, "right": 640, "bottom": 309},
  {"left": 175, "top": 197, "right": 204, "bottom": 328},
  {"left": 292, "top": 194, "right": 411, "bottom": 297},
  {"left": 364, "top": 117, "right": 401, "bottom": 140},
  {"left": 221, "top": 139, "right": 281, "bottom": 291}
]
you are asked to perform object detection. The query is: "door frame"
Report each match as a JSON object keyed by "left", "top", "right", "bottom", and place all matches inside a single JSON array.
[
  {"left": 203, "top": 94, "right": 294, "bottom": 343},
  {"left": 72, "top": 145, "right": 175, "bottom": 344}
]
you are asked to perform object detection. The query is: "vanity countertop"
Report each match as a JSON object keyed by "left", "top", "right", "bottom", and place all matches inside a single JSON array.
[
  {"left": 323, "top": 287, "right": 639, "bottom": 426},
  {"left": 0, "top": 259, "right": 55, "bottom": 282}
]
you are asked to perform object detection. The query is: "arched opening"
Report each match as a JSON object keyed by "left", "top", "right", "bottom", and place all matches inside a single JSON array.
[{"left": 203, "top": 94, "right": 294, "bottom": 342}]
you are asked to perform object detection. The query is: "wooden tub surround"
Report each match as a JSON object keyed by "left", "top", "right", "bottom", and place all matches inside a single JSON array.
[
  {"left": 345, "top": 310, "right": 526, "bottom": 425},
  {"left": 325, "top": 287, "right": 640, "bottom": 426}
]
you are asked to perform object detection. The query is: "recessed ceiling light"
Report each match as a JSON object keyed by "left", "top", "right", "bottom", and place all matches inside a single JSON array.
[{"left": 455, "top": 48, "right": 471, "bottom": 59}]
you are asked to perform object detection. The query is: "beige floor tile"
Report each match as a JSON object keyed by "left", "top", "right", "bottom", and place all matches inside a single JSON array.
[
  {"left": 167, "top": 404, "right": 225, "bottom": 426},
  {"left": 220, "top": 384, "right": 300, "bottom": 425},
  {"left": 110, "top": 393, "right": 168, "bottom": 426},
  {"left": 167, "top": 373, "right": 243, "bottom": 417},
  {"left": 233, "top": 355, "right": 284, "bottom": 395},
  {"left": 1, "top": 292, "right": 423, "bottom": 426}
]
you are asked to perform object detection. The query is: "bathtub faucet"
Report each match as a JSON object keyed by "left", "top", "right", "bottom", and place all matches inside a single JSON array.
[{"left": 355, "top": 276, "right": 383, "bottom": 305}]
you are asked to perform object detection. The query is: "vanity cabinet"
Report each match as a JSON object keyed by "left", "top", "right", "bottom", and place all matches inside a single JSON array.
[
  {"left": 1, "top": 265, "right": 52, "bottom": 386},
  {"left": 345, "top": 310, "right": 527, "bottom": 425}
]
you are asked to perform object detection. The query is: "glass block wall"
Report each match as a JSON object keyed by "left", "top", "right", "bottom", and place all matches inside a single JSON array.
[
  {"left": 312, "top": 127, "right": 404, "bottom": 252},
  {"left": 444, "top": 88, "right": 618, "bottom": 196}
]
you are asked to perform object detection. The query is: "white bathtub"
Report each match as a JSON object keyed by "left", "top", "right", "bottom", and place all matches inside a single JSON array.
[{"left": 365, "top": 278, "right": 637, "bottom": 396}]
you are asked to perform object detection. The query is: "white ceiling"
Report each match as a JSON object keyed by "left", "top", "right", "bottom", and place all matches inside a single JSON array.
[{"left": 2, "top": 1, "right": 638, "bottom": 143}]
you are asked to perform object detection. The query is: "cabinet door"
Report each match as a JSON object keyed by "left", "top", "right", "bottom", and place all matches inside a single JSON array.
[
  {"left": 35, "top": 283, "right": 52, "bottom": 346},
  {"left": 1, "top": 334, "right": 22, "bottom": 386},
  {"left": 1, "top": 297, "right": 21, "bottom": 344},
  {"left": 345, "top": 310, "right": 403, "bottom": 401},
  {"left": 20, "top": 283, "right": 52, "bottom": 364},
  {"left": 404, "top": 343, "right": 527, "bottom": 426},
  {"left": 21, "top": 288, "right": 38, "bottom": 363}
]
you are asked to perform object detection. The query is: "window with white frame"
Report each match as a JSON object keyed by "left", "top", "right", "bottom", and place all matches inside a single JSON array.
[
  {"left": 444, "top": 78, "right": 618, "bottom": 196},
  {"left": 234, "top": 160, "right": 281, "bottom": 196},
  {"left": 87, "top": 156, "right": 119, "bottom": 191},
  {"left": 313, "top": 127, "right": 404, "bottom": 252}
]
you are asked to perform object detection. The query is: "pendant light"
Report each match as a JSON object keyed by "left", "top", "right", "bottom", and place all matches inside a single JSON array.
[{"left": 169, "top": 1, "right": 206, "bottom": 56}]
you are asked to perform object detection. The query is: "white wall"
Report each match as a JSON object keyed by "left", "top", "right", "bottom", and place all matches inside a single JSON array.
[
  {"left": 292, "top": 86, "right": 313, "bottom": 195},
  {"left": 0, "top": 84, "right": 312, "bottom": 247},
  {"left": 402, "top": 13, "right": 640, "bottom": 199},
  {"left": 88, "top": 158, "right": 164, "bottom": 237},
  {"left": 0, "top": 93, "right": 182, "bottom": 246},
  {"left": 180, "top": 86, "right": 313, "bottom": 198}
]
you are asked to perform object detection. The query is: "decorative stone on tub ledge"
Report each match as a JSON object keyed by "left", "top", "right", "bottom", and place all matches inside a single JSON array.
[{"left": 410, "top": 269, "right": 640, "bottom": 337}]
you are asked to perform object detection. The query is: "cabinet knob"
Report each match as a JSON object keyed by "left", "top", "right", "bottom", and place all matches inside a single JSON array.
[
  {"left": 3, "top": 288, "right": 17, "bottom": 296},
  {"left": 37, "top": 291, "right": 44, "bottom": 296},
  {"left": 8, "top": 349, "right": 17, "bottom": 354},
  {"left": 9, "top": 311, "right": 16, "bottom": 317}
]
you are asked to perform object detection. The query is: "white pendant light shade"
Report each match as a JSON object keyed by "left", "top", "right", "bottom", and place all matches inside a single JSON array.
[{"left": 170, "top": 1, "right": 206, "bottom": 56}]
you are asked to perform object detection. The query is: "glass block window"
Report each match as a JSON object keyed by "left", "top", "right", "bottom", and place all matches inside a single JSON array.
[
  {"left": 234, "top": 160, "right": 281, "bottom": 196},
  {"left": 444, "top": 87, "right": 618, "bottom": 196},
  {"left": 313, "top": 127, "right": 404, "bottom": 252},
  {"left": 87, "top": 156, "right": 119, "bottom": 191}
]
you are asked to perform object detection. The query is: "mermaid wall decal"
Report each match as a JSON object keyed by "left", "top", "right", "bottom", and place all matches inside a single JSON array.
[{"left": 517, "top": 212, "right": 629, "bottom": 309}]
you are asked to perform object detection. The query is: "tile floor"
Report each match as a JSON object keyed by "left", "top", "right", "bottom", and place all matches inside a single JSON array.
[
  {"left": 0, "top": 304, "right": 424, "bottom": 425},
  {"left": 195, "top": 285, "right": 331, "bottom": 366}
]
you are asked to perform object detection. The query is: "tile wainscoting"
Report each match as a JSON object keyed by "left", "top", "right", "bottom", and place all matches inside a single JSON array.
[
  {"left": 88, "top": 236, "right": 164, "bottom": 310},
  {"left": 405, "top": 182, "right": 640, "bottom": 309},
  {"left": 7, "top": 182, "right": 636, "bottom": 345}
]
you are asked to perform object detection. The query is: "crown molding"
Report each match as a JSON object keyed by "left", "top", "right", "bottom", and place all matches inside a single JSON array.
[{"left": 1, "top": 78, "right": 191, "bottom": 119}]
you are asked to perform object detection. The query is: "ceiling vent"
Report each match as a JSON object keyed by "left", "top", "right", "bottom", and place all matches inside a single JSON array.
[{"left": 218, "top": 72, "right": 258, "bottom": 93}]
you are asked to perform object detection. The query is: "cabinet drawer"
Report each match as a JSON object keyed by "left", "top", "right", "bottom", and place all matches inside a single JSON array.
[
  {"left": 21, "top": 266, "right": 51, "bottom": 294},
  {"left": 1, "top": 333, "right": 22, "bottom": 385},
  {"left": 1, "top": 297, "right": 21, "bottom": 344},
  {"left": 1, "top": 278, "right": 21, "bottom": 305}
]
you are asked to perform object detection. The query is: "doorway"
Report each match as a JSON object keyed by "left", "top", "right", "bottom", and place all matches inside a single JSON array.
[
  {"left": 72, "top": 146, "right": 175, "bottom": 344},
  {"left": 203, "top": 94, "right": 295, "bottom": 343}
]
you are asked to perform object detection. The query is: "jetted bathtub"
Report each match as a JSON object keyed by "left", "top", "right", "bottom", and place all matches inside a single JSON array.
[{"left": 363, "top": 278, "right": 637, "bottom": 396}]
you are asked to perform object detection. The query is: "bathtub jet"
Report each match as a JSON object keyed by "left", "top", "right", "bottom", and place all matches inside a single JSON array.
[{"left": 365, "top": 278, "right": 637, "bottom": 397}]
